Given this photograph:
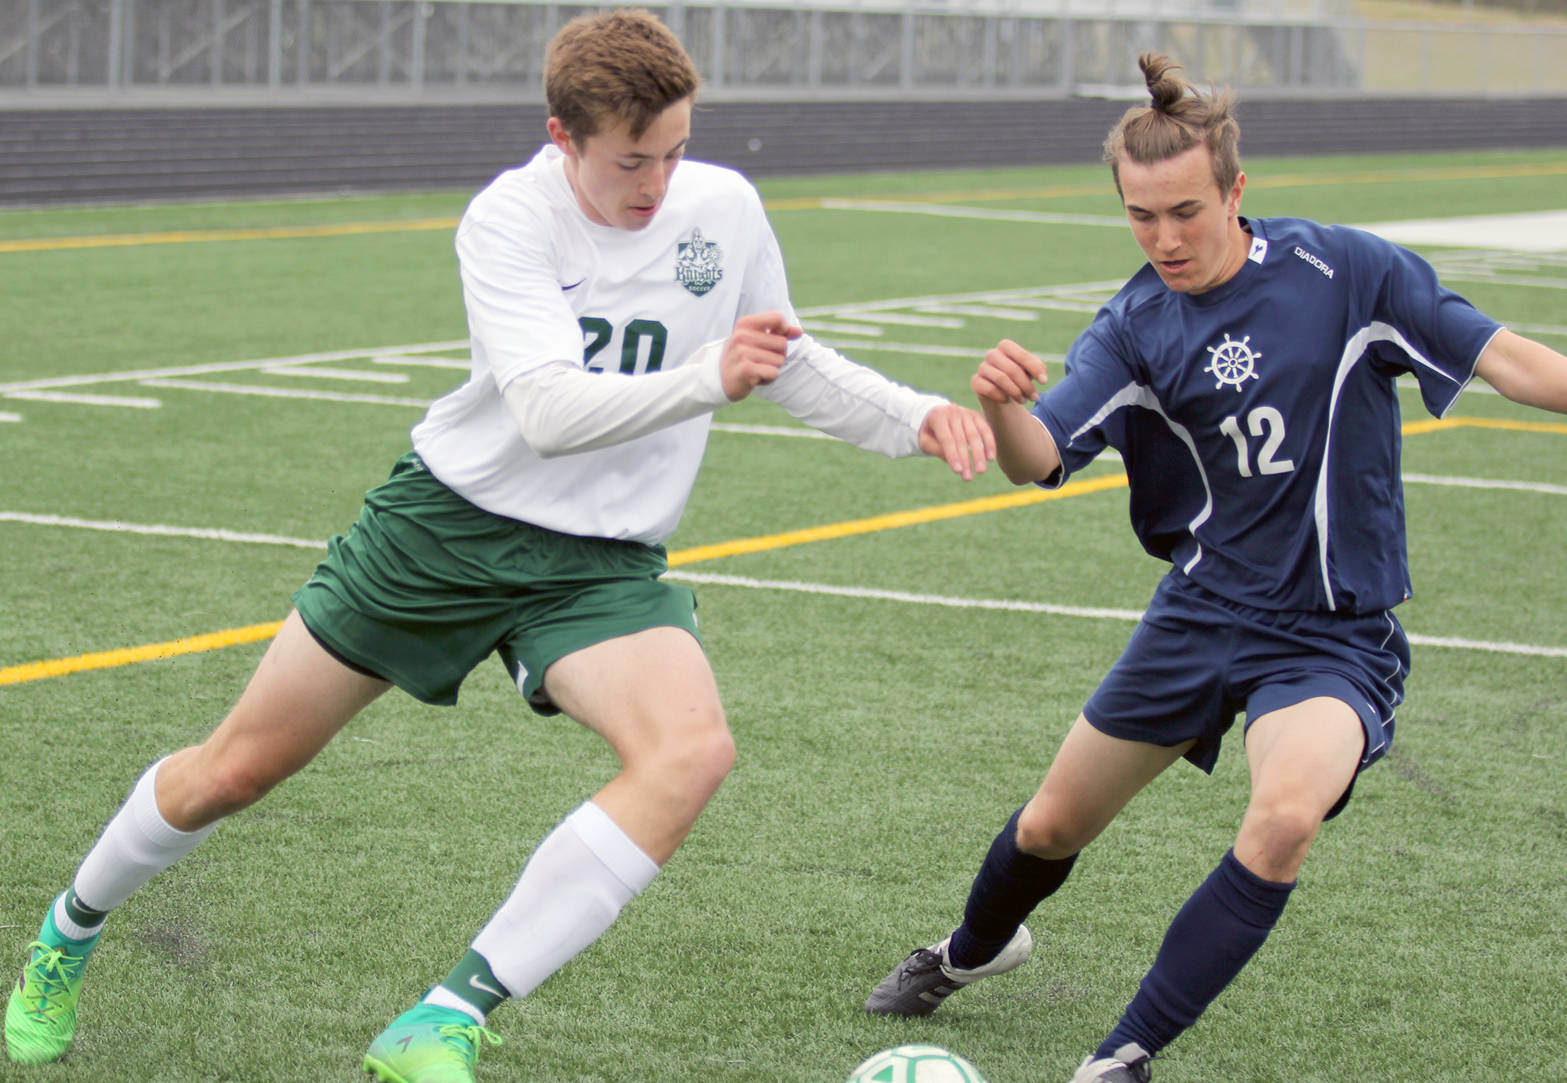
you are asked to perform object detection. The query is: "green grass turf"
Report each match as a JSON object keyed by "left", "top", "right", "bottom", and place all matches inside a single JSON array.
[{"left": 1, "top": 146, "right": 1565, "bottom": 1081}]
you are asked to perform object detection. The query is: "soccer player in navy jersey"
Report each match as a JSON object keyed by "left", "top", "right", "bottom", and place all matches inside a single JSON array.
[{"left": 866, "top": 52, "right": 1567, "bottom": 1082}]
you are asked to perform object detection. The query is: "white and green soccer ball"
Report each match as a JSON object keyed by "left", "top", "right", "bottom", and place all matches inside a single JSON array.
[{"left": 846, "top": 1043, "right": 988, "bottom": 1083}]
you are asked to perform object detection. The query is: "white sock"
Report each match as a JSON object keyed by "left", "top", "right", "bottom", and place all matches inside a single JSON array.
[
  {"left": 470, "top": 801, "right": 659, "bottom": 1001},
  {"left": 71, "top": 757, "right": 219, "bottom": 914},
  {"left": 422, "top": 986, "right": 486, "bottom": 1024}
]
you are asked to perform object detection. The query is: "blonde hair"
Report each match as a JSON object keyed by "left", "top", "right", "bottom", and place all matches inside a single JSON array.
[
  {"left": 544, "top": 9, "right": 700, "bottom": 143},
  {"left": 1102, "top": 52, "right": 1240, "bottom": 198}
]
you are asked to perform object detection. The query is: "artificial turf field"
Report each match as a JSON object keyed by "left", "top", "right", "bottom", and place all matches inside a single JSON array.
[{"left": 2, "top": 146, "right": 1565, "bottom": 1081}]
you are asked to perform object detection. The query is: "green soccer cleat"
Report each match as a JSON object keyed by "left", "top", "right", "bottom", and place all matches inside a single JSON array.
[
  {"left": 5, "top": 910, "right": 101, "bottom": 1065},
  {"left": 363, "top": 1004, "right": 502, "bottom": 1083}
]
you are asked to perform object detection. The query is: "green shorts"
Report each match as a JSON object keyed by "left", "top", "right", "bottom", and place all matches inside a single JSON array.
[{"left": 292, "top": 452, "right": 699, "bottom": 713}]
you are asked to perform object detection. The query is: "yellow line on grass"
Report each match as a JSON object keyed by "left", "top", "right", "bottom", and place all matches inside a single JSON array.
[
  {"left": 8, "top": 158, "right": 1566, "bottom": 253},
  {"left": 0, "top": 473, "right": 1127, "bottom": 686},
  {"left": 0, "top": 622, "right": 284, "bottom": 686},
  {"left": 0, "top": 217, "right": 462, "bottom": 254},
  {"left": 7, "top": 408, "right": 1561, "bottom": 686},
  {"left": 1403, "top": 416, "right": 1567, "bottom": 436},
  {"left": 669, "top": 472, "right": 1125, "bottom": 565}
]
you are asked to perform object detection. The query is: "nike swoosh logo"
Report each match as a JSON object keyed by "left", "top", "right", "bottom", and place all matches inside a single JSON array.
[
  {"left": 468, "top": 974, "right": 505, "bottom": 998},
  {"left": 562, "top": 279, "right": 586, "bottom": 291}
]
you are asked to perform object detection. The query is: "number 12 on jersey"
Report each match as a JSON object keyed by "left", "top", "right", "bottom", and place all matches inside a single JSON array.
[{"left": 1219, "top": 406, "right": 1295, "bottom": 477}]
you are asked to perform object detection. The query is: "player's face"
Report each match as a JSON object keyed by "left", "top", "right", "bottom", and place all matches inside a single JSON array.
[
  {"left": 550, "top": 98, "right": 692, "bottom": 231},
  {"left": 1118, "top": 144, "right": 1248, "bottom": 294}
]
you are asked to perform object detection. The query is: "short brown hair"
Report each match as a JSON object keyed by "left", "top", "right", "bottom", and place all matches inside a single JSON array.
[
  {"left": 1102, "top": 52, "right": 1240, "bottom": 199},
  {"left": 544, "top": 9, "right": 701, "bottom": 143}
]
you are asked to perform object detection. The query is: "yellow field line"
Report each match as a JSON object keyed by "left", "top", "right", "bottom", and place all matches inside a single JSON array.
[
  {"left": 0, "top": 622, "right": 284, "bottom": 687},
  {"left": 2, "top": 412, "right": 1560, "bottom": 687},
  {"left": 0, "top": 217, "right": 462, "bottom": 254},
  {"left": 0, "top": 473, "right": 1127, "bottom": 687},
  {"left": 669, "top": 472, "right": 1127, "bottom": 565},
  {"left": 8, "top": 158, "right": 1566, "bottom": 253},
  {"left": 1403, "top": 415, "right": 1567, "bottom": 436}
]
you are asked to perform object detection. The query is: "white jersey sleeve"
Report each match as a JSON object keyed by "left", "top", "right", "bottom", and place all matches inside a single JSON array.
[
  {"left": 759, "top": 335, "right": 943, "bottom": 457},
  {"left": 456, "top": 206, "right": 585, "bottom": 388},
  {"left": 501, "top": 344, "right": 728, "bottom": 456},
  {"left": 735, "top": 200, "right": 944, "bottom": 455}
]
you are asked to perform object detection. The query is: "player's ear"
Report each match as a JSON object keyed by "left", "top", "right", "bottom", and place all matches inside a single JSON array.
[
  {"left": 546, "top": 117, "right": 575, "bottom": 158},
  {"left": 1227, "top": 170, "right": 1246, "bottom": 216}
]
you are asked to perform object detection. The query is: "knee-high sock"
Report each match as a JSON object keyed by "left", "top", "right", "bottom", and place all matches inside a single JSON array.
[
  {"left": 67, "top": 758, "right": 219, "bottom": 928},
  {"left": 947, "top": 806, "right": 1077, "bottom": 969},
  {"left": 1097, "top": 848, "right": 1294, "bottom": 1059},
  {"left": 468, "top": 801, "right": 659, "bottom": 1004}
]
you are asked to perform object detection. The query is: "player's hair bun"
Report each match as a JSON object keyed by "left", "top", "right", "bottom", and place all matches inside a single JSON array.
[{"left": 1139, "top": 52, "right": 1187, "bottom": 112}]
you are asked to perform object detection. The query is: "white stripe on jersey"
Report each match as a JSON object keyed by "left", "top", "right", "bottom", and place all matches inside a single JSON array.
[
  {"left": 1070, "top": 381, "right": 1213, "bottom": 575},
  {"left": 1316, "top": 320, "right": 1442, "bottom": 612}
]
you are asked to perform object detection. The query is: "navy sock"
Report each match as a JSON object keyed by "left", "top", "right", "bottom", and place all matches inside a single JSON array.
[
  {"left": 1096, "top": 848, "right": 1294, "bottom": 1059},
  {"left": 947, "top": 807, "right": 1076, "bottom": 969}
]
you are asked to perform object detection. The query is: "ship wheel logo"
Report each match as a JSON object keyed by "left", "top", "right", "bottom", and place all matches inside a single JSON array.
[{"left": 1203, "top": 333, "right": 1261, "bottom": 391}]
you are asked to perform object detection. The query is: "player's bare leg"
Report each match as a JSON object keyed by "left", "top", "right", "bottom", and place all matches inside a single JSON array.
[
  {"left": 365, "top": 627, "right": 734, "bottom": 1083},
  {"left": 157, "top": 609, "right": 393, "bottom": 829},
  {"left": 1076, "top": 698, "right": 1365, "bottom": 1080},
  {"left": 1235, "top": 696, "right": 1363, "bottom": 880},
  {"left": 548, "top": 625, "right": 736, "bottom": 862},
  {"left": 7, "top": 611, "right": 388, "bottom": 1066}
]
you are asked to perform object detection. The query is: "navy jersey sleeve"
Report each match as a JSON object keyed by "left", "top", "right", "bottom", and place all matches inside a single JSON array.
[
  {"left": 1346, "top": 226, "right": 1502, "bottom": 418},
  {"left": 1031, "top": 312, "right": 1141, "bottom": 486}
]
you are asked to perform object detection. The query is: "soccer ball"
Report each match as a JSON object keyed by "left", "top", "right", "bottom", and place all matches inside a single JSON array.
[{"left": 846, "top": 1043, "right": 988, "bottom": 1083}]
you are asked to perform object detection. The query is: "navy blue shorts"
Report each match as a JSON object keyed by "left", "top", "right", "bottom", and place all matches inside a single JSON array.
[{"left": 1084, "top": 571, "right": 1409, "bottom": 810}]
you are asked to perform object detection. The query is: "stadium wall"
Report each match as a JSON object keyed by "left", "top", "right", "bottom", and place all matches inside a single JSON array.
[{"left": 3, "top": 95, "right": 1566, "bottom": 206}]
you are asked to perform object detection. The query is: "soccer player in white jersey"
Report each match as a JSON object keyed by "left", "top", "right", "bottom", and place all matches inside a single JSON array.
[
  {"left": 865, "top": 53, "right": 1567, "bottom": 1082},
  {"left": 3, "top": 11, "right": 993, "bottom": 1081}
]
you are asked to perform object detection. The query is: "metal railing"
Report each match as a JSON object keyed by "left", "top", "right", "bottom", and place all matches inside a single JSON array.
[{"left": 2, "top": 0, "right": 1565, "bottom": 100}]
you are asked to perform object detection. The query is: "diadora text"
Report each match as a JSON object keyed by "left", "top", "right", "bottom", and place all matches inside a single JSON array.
[{"left": 1293, "top": 246, "right": 1335, "bottom": 278}]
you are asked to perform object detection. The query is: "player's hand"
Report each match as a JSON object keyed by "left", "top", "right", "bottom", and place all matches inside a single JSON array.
[
  {"left": 973, "top": 339, "right": 1048, "bottom": 405},
  {"left": 918, "top": 404, "right": 995, "bottom": 481},
  {"left": 720, "top": 311, "right": 802, "bottom": 402}
]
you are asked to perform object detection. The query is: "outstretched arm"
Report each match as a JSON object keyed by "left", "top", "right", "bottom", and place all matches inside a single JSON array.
[
  {"left": 756, "top": 335, "right": 993, "bottom": 479},
  {"left": 972, "top": 339, "right": 1063, "bottom": 485},
  {"left": 1473, "top": 328, "right": 1567, "bottom": 414}
]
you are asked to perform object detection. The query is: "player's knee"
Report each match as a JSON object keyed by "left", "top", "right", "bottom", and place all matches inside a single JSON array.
[
  {"left": 684, "top": 719, "right": 737, "bottom": 789},
  {"left": 644, "top": 708, "right": 735, "bottom": 792},
  {"left": 173, "top": 761, "right": 277, "bottom": 823},
  {"left": 1243, "top": 794, "right": 1323, "bottom": 865},
  {"left": 1014, "top": 802, "right": 1088, "bottom": 860}
]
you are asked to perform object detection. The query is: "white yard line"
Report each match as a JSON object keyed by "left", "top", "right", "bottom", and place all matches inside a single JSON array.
[
  {"left": 5, "top": 390, "right": 162, "bottom": 408},
  {"left": 4, "top": 504, "right": 1563, "bottom": 659},
  {"left": 667, "top": 572, "right": 1567, "bottom": 658},
  {"left": 820, "top": 200, "right": 1127, "bottom": 228},
  {"left": 138, "top": 378, "right": 432, "bottom": 408},
  {"left": 261, "top": 365, "right": 411, "bottom": 384},
  {"left": 0, "top": 340, "right": 468, "bottom": 394},
  {"left": 0, "top": 511, "right": 322, "bottom": 548},
  {"left": 711, "top": 423, "right": 833, "bottom": 440},
  {"left": 1403, "top": 473, "right": 1567, "bottom": 496}
]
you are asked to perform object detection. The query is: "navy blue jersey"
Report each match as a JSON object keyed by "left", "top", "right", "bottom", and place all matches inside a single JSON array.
[{"left": 1033, "top": 217, "right": 1502, "bottom": 614}]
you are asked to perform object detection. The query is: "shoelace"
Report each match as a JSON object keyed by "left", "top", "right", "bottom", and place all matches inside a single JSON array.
[
  {"left": 896, "top": 948, "right": 945, "bottom": 987},
  {"left": 19, "top": 942, "right": 85, "bottom": 1017},
  {"left": 436, "top": 1022, "right": 503, "bottom": 1062}
]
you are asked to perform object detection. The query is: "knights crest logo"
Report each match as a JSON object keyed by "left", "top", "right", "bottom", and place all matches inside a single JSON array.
[
  {"left": 1203, "top": 332, "right": 1261, "bottom": 392},
  {"left": 674, "top": 229, "right": 724, "bottom": 297}
]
